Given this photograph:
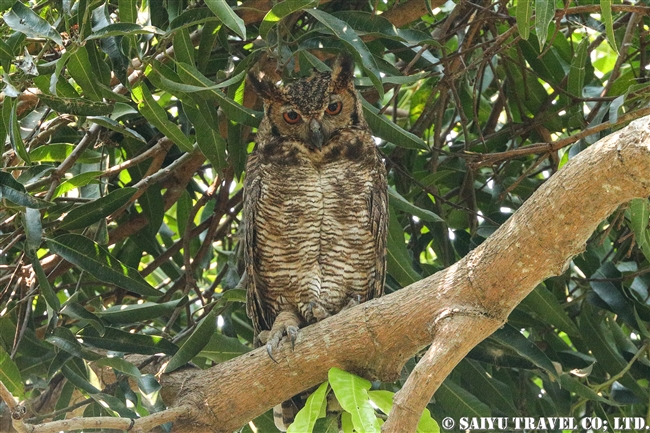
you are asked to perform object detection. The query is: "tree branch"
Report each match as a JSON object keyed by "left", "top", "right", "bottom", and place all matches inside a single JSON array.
[{"left": 162, "top": 116, "right": 650, "bottom": 433}]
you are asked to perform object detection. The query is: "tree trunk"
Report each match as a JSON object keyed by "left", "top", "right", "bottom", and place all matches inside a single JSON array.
[{"left": 165, "top": 117, "right": 650, "bottom": 433}]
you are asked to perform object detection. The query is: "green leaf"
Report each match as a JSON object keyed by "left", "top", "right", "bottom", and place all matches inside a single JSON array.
[
  {"left": 0, "top": 345, "right": 24, "bottom": 400},
  {"left": 386, "top": 208, "right": 421, "bottom": 286},
  {"left": 629, "top": 199, "right": 650, "bottom": 262},
  {"left": 454, "top": 359, "right": 518, "bottom": 416},
  {"left": 173, "top": 26, "right": 195, "bottom": 65},
  {"left": 164, "top": 310, "right": 218, "bottom": 373},
  {"left": 47, "top": 234, "right": 161, "bottom": 297},
  {"left": 171, "top": 62, "right": 262, "bottom": 126},
  {"left": 29, "top": 143, "right": 103, "bottom": 163},
  {"left": 61, "top": 360, "right": 100, "bottom": 394},
  {"left": 436, "top": 378, "right": 491, "bottom": 418},
  {"left": 490, "top": 324, "right": 557, "bottom": 377},
  {"left": 131, "top": 82, "right": 195, "bottom": 152},
  {"left": 305, "top": 9, "right": 383, "bottom": 98},
  {"left": 205, "top": 0, "right": 246, "bottom": 39},
  {"left": 86, "top": 117, "right": 147, "bottom": 142},
  {"left": 557, "top": 374, "right": 615, "bottom": 406},
  {"left": 534, "top": 0, "right": 555, "bottom": 49},
  {"left": 200, "top": 333, "right": 252, "bottom": 363},
  {"left": 415, "top": 408, "right": 439, "bottom": 433},
  {"left": 96, "top": 297, "right": 187, "bottom": 324},
  {"left": 601, "top": 0, "right": 617, "bottom": 53},
  {"left": 67, "top": 46, "right": 103, "bottom": 101},
  {"left": 288, "top": 382, "right": 329, "bottom": 433},
  {"left": 516, "top": 0, "right": 532, "bottom": 40},
  {"left": 169, "top": 7, "right": 218, "bottom": 30},
  {"left": 9, "top": 97, "right": 30, "bottom": 163},
  {"left": 46, "top": 327, "right": 102, "bottom": 361},
  {"left": 90, "top": 392, "right": 137, "bottom": 418},
  {"left": 259, "top": 0, "right": 319, "bottom": 39},
  {"left": 519, "top": 285, "right": 580, "bottom": 337},
  {"left": 80, "top": 327, "right": 178, "bottom": 355},
  {"left": 367, "top": 390, "right": 439, "bottom": 433},
  {"left": 181, "top": 98, "right": 228, "bottom": 171},
  {"left": 567, "top": 38, "right": 588, "bottom": 98},
  {"left": 328, "top": 367, "right": 380, "bottom": 433},
  {"left": 23, "top": 207, "right": 42, "bottom": 252},
  {"left": 4, "top": 1, "right": 63, "bottom": 45},
  {"left": 59, "top": 187, "right": 137, "bottom": 231},
  {"left": 94, "top": 357, "right": 141, "bottom": 377},
  {"left": 0, "top": 38, "right": 13, "bottom": 69},
  {"left": 388, "top": 188, "right": 443, "bottom": 223},
  {"left": 85, "top": 23, "right": 163, "bottom": 40},
  {"left": 590, "top": 263, "right": 636, "bottom": 328},
  {"left": 32, "top": 257, "right": 60, "bottom": 312},
  {"left": 156, "top": 68, "right": 247, "bottom": 94},
  {"left": 361, "top": 99, "right": 427, "bottom": 150},
  {"left": 60, "top": 302, "right": 106, "bottom": 336},
  {"left": 0, "top": 171, "right": 51, "bottom": 208},
  {"left": 118, "top": 0, "right": 137, "bottom": 23},
  {"left": 53, "top": 171, "right": 103, "bottom": 197},
  {"left": 579, "top": 303, "right": 647, "bottom": 399}
]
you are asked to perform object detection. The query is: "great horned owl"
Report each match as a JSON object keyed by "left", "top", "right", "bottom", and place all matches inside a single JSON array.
[{"left": 244, "top": 56, "right": 388, "bottom": 430}]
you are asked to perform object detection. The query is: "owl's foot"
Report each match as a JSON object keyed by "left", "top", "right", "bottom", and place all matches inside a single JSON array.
[
  {"left": 308, "top": 301, "right": 331, "bottom": 321},
  {"left": 343, "top": 295, "right": 362, "bottom": 310},
  {"left": 262, "top": 311, "right": 301, "bottom": 363}
]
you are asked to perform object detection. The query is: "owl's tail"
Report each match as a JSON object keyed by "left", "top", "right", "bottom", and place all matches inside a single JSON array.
[{"left": 273, "top": 393, "right": 308, "bottom": 432}]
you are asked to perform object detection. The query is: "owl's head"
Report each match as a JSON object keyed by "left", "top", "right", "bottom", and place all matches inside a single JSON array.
[{"left": 248, "top": 56, "right": 364, "bottom": 151}]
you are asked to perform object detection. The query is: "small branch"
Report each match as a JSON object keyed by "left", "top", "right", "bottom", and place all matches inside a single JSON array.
[
  {"left": 101, "top": 138, "right": 174, "bottom": 179},
  {"left": 465, "top": 107, "right": 650, "bottom": 168}
]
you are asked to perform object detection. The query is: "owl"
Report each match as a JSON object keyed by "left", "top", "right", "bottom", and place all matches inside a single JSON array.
[{"left": 244, "top": 55, "right": 388, "bottom": 430}]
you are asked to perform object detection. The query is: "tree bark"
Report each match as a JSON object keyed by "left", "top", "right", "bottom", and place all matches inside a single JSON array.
[{"left": 165, "top": 117, "right": 650, "bottom": 433}]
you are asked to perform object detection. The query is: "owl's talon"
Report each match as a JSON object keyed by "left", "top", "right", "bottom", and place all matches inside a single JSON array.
[
  {"left": 287, "top": 326, "right": 299, "bottom": 349},
  {"left": 266, "top": 343, "right": 279, "bottom": 363}
]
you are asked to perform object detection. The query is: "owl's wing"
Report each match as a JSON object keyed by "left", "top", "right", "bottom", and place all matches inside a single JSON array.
[
  {"left": 243, "top": 153, "right": 272, "bottom": 337},
  {"left": 369, "top": 150, "right": 388, "bottom": 300}
]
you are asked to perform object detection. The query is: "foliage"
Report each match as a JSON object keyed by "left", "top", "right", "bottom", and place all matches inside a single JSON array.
[{"left": 1, "top": 0, "right": 650, "bottom": 432}]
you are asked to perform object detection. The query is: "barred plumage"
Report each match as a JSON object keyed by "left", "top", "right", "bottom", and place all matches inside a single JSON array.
[{"left": 244, "top": 56, "right": 388, "bottom": 431}]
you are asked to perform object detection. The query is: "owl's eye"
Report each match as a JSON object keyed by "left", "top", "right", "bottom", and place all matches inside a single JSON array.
[
  {"left": 325, "top": 101, "right": 343, "bottom": 115},
  {"left": 283, "top": 111, "right": 301, "bottom": 124}
]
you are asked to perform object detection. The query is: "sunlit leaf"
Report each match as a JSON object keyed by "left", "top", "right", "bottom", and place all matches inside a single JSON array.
[{"left": 205, "top": 0, "right": 246, "bottom": 39}]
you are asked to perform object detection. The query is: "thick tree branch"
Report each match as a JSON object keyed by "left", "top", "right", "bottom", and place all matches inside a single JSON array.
[{"left": 163, "top": 117, "right": 650, "bottom": 433}]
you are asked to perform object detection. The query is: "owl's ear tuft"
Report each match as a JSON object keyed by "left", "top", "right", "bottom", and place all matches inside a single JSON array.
[
  {"left": 331, "top": 55, "right": 355, "bottom": 90},
  {"left": 247, "top": 71, "right": 282, "bottom": 101}
]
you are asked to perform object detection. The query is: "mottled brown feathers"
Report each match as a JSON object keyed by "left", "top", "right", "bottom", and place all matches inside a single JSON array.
[{"left": 244, "top": 55, "right": 388, "bottom": 431}]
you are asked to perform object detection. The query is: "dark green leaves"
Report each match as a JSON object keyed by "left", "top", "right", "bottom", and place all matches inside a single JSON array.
[
  {"left": 131, "top": 83, "right": 194, "bottom": 152},
  {"left": 59, "top": 188, "right": 137, "bottom": 230},
  {"left": 0, "top": 172, "right": 50, "bottom": 208},
  {"left": 362, "top": 99, "right": 427, "bottom": 150},
  {"left": 47, "top": 234, "right": 161, "bottom": 297},
  {"left": 386, "top": 209, "right": 421, "bottom": 286},
  {"left": 164, "top": 310, "right": 217, "bottom": 373}
]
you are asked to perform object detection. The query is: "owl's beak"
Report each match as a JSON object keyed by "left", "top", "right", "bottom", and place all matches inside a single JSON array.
[{"left": 308, "top": 118, "right": 324, "bottom": 150}]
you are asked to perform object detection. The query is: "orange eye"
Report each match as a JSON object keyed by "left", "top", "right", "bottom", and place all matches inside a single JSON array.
[
  {"left": 325, "top": 101, "right": 342, "bottom": 115},
  {"left": 283, "top": 110, "right": 301, "bottom": 124}
]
